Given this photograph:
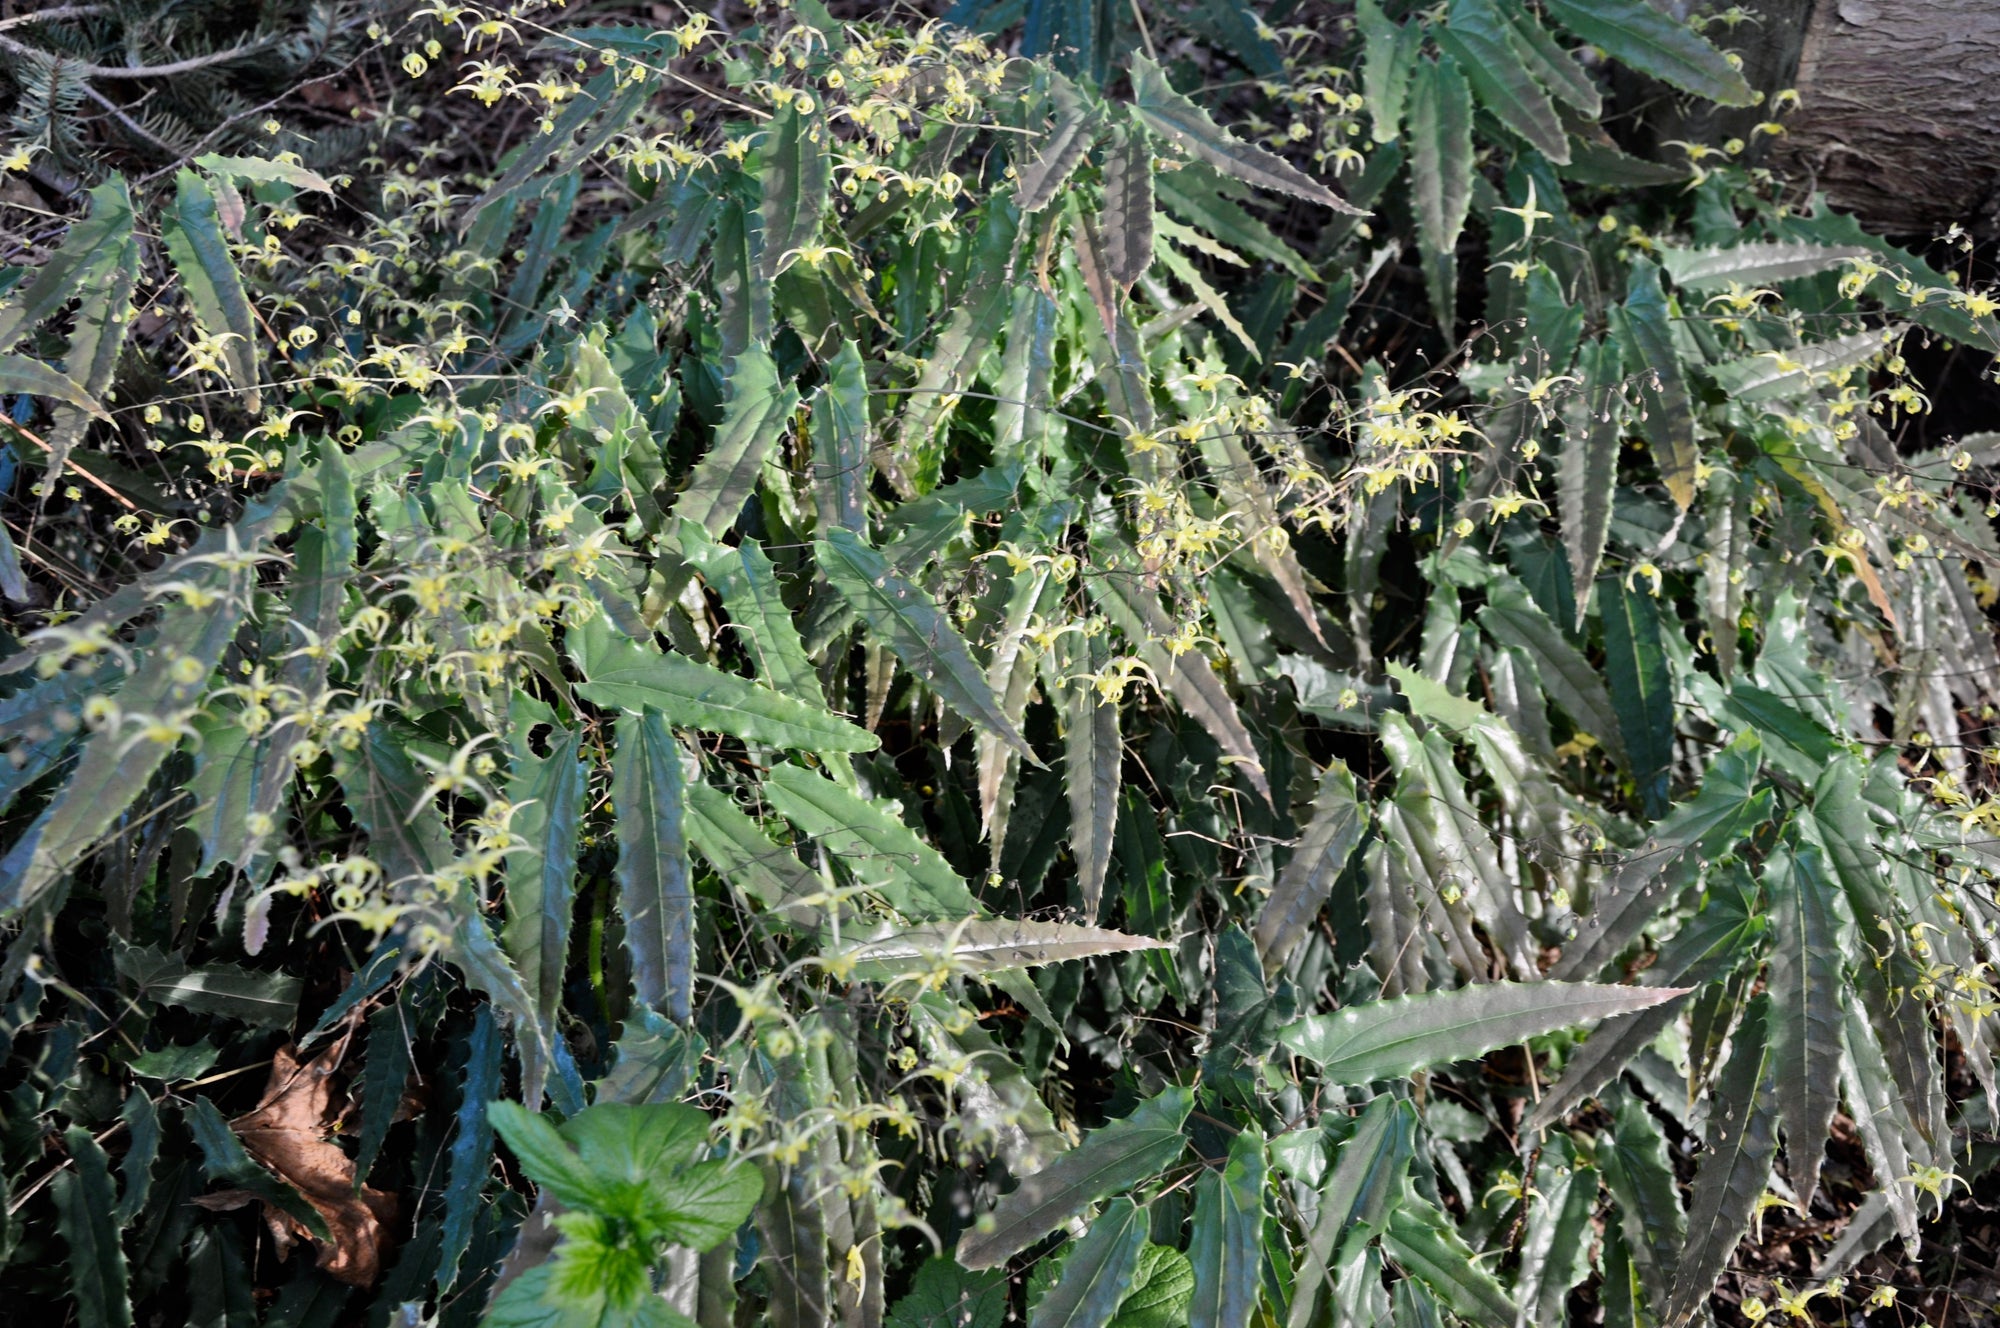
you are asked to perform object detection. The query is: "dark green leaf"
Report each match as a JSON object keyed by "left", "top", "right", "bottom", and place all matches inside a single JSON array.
[
  {"left": 161, "top": 170, "right": 260, "bottom": 411},
  {"left": 1189, "top": 1126, "right": 1264, "bottom": 1328},
  {"left": 1613, "top": 257, "right": 1697, "bottom": 509},
  {"left": 56, "top": 1127, "right": 132, "bottom": 1328},
  {"left": 1409, "top": 54, "right": 1474, "bottom": 329},
  {"left": 1599, "top": 575, "right": 1674, "bottom": 816},
  {"left": 1544, "top": 0, "right": 1754, "bottom": 104},
  {"left": 1667, "top": 998, "right": 1779, "bottom": 1326},
  {"left": 1030, "top": 1196, "right": 1149, "bottom": 1328},
  {"left": 1130, "top": 55, "right": 1361, "bottom": 213},
  {"left": 613, "top": 710, "right": 694, "bottom": 1023}
]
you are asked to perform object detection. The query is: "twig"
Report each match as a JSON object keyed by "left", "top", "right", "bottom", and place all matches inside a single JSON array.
[
  {"left": 0, "top": 7, "right": 108, "bottom": 32},
  {"left": 0, "top": 31, "right": 284, "bottom": 80}
]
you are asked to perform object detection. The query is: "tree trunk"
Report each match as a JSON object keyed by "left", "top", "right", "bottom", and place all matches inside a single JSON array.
[{"left": 1776, "top": 0, "right": 2000, "bottom": 237}]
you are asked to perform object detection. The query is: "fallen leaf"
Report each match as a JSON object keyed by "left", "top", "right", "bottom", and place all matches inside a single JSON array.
[{"left": 229, "top": 1040, "right": 398, "bottom": 1288}]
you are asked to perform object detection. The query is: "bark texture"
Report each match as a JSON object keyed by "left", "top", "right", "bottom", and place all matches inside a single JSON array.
[{"left": 1779, "top": 0, "right": 2000, "bottom": 236}]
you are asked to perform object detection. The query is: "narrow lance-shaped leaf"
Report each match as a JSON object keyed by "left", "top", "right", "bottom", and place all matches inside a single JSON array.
[
  {"left": 679, "top": 522, "right": 823, "bottom": 703},
  {"left": 1129, "top": 54, "right": 1362, "bottom": 213},
  {"left": 1842, "top": 1004, "right": 1923, "bottom": 1243},
  {"left": 1544, "top": 0, "right": 1754, "bottom": 104},
  {"left": 1600, "top": 574, "right": 1674, "bottom": 817},
  {"left": 1382, "top": 1191, "right": 1517, "bottom": 1325},
  {"left": 1017, "top": 75, "right": 1100, "bottom": 212},
  {"left": 1667, "top": 997, "right": 1779, "bottom": 1327},
  {"left": 1614, "top": 257, "right": 1697, "bottom": 509},
  {"left": 1357, "top": 0, "right": 1420, "bottom": 143},
  {"left": 162, "top": 169, "right": 260, "bottom": 412},
  {"left": 1480, "top": 573, "right": 1625, "bottom": 763},
  {"left": 684, "top": 779, "right": 823, "bottom": 926},
  {"left": 1515, "top": 1139, "right": 1597, "bottom": 1328},
  {"left": 810, "top": 338, "right": 870, "bottom": 531},
  {"left": 0, "top": 176, "right": 135, "bottom": 350},
  {"left": 956, "top": 1085, "right": 1193, "bottom": 1269},
  {"left": 760, "top": 103, "right": 831, "bottom": 284},
  {"left": 1660, "top": 241, "right": 1870, "bottom": 289},
  {"left": 828, "top": 919, "right": 1167, "bottom": 981},
  {"left": 614, "top": 710, "right": 694, "bottom": 1024},
  {"left": 1708, "top": 327, "right": 1894, "bottom": 402},
  {"left": 1599, "top": 1093, "right": 1684, "bottom": 1313},
  {"left": 502, "top": 698, "right": 586, "bottom": 1105},
  {"left": 1189, "top": 1126, "right": 1265, "bottom": 1328},
  {"left": 1253, "top": 760, "right": 1363, "bottom": 975},
  {"left": 1111, "top": 1244, "right": 1193, "bottom": 1328},
  {"left": 1409, "top": 53, "right": 1474, "bottom": 331},
  {"left": 1279, "top": 981, "right": 1688, "bottom": 1084},
  {"left": 1065, "top": 634, "right": 1122, "bottom": 924},
  {"left": 436, "top": 1006, "right": 503, "bottom": 1295},
  {"left": 1436, "top": 0, "right": 1568, "bottom": 163},
  {"left": 1030, "top": 1197, "right": 1150, "bottom": 1328},
  {"left": 674, "top": 345, "right": 801, "bottom": 537},
  {"left": 0, "top": 355, "right": 111, "bottom": 421},
  {"left": 570, "top": 613, "right": 878, "bottom": 753},
  {"left": 1102, "top": 127, "right": 1154, "bottom": 288},
  {"left": 1561, "top": 337, "right": 1622, "bottom": 624},
  {"left": 1764, "top": 840, "right": 1846, "bottom": 1210},
  {"left": 356, "top": 1000, "right": 412, "bottom": 1188},
  {"left": 1288, "top": 1096, "right": 1414, "bottom": 1328},
  {"left": 55, "top": 1127, "right": 132, "bottom": 1328},
  {"left": 1500, "top": 2, "right": 1601, "bottom": 115},
  {"left": 817, "top": 527, "right": 1035, "bottom": 761},
  {"left": 763, "top": 761, "right": 979, "bottom": 920}
]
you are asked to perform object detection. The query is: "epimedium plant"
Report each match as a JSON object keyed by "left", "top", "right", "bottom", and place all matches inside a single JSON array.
[{"left": 2, "top": 1, "right": 2000, "bottom": 1327}]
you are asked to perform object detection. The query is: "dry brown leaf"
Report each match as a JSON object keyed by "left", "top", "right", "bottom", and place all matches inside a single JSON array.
[{"left": 228, "top": 1041, "right": 398, "bottom": 1288}]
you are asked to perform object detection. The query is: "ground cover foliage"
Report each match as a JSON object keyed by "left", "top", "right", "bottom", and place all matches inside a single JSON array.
[{"left": 5, "top": 0, "right": 2000, "bottom": 1325}]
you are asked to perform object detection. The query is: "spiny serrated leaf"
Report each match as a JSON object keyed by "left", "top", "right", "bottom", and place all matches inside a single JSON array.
[
  {"left": 810, "top": 338, "right": 871, "bottom": 531},
  {"left": 437, "top": 1006, "right": 504, "bottom": 1293},
  {"left": 162, "top": 169, "right": 260, "bottom": 413},
  {"left": 1516, "top": 1140, "right": 1597, "bottom": 1328},
  {"left": 55, "top": 1127, "right": 132, "bottom": 1328},
  {"left": 1600, "top": 1093, "right": 1684, "bottom": 1312},
  {"left": 956, "top": 1085, "right": 1192, "bottom": 1269},
  {"left": 684, "top": 779, "right": 822, "bottom": 926},
  {"left": 1279, "top": 981, "right": 1686, "bottom": 1083},
  {"left": 463, "top": 69, "right": 624, "bottom": 223},
  {"left": 185, "top": 1097, "right": 331, "bottom": 1241},
  {"left": 1101, "top": 127, "right": 1155, "bottom": 288},
  {"left": 1479, "top": 574, "right": 1624, "bottom": 762},
  {"left": 1600, "top": 574, "right": 1674, "bottom": 816},
  {"left": 502, "top": 699, "right": 586, "bottom": 1105},
  {"left": 1130, "top": 54, "right": 1361, "bottom": 214},
  {"left": 1842, "top": 1004, "right": 1922, "bottom": 1243},
  {"left": 194, "top": 154, "right": 335, "bottom": 193},
  {"left": 817, "top": 527, "right": 1035, "bottom": 761},
  {"left": 1409, "top": 53, "right": 1475, "bottom": 330},
  {"left": 1764, "top": 840, "right": 1846, "bottom": 1210},
  {"left": 356, "top": 1000, "right": 411, "bottom": 1188},
  {"left": 1560, "top": 337, "right": 1622, "bottom": 623},
  {"left": 1382, "top": 1192, "right": 1517, "bottom": 1325},
  {"left": 1288, "top": 1096, "right": 1413, "bottom": 1328},
  {"left": 1544, "top": 0, "right": 1754, "bottom": 105},
  {"left": 1437, "top": 0, "right": 1568, "bottom": 163},
  {"left": 1667, "top": 997, "right": 1778, "bottom": 1326},
  {"left": 0, "top": 354, "right": 111, "bottom": 421},
  {"left": 1030, "top": 1197, "right": 1149, "bottom": 1328},
  {"left": 673, "top": 346, "right": 801, "bottom": 537},
  {"left": 0, "top": 176, "right": 135, "bottom": 354},
  {"left": 1016, "top": 75, "right": 1101, "bottom": 212},
  {"left": 1063, "top": 640, "right": 1121, "bottom": 923},
  {"left": 614, "top": 710, "right": 694, "bottom": 1024},
  {"left": 1614, "top": 257, "right": 1697, "bottom": 509},
  {"left": 1253, "top": 760, "right": 1363, "bottom": 975},
  {"left": 1660, "top": 241, "right": 1871, "bottom": 290},
  {"left": 1189, "top": 1127, "right": 1264, "bottom": 1328},
  {"left": 1357, "top": 0, "right": 1421, "bottom": 143},
  {"left": 1708, "top": 327, "right": 1894, "bottom": 402},
  {"left": 679, "top": 522, "right": 822, "bottom": 703},
  {"left": 827, "top": 918, "right": 1167, "bottom": 980},
  {"left": 570, "top": 613, "right": 877, "bottom": 752},
  {"left": 762, "top": 762, "right": 979, "bottom": 920},
  {"left": 760, "top": 104, "right": 831, "bottom": 284},
  {"left": 1501, "top": 3, "right": 1601, "bottom": 115},
  {"left": 1109, "top": 1244, "right": 1193, "bottom": 1328}
]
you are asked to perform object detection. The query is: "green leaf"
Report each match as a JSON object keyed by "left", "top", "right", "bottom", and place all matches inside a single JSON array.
[
  {"left": 1613, "top": 258, "right": 1697, "bottom": 509},
  {"left": 1357, "top": 0, "right": 1421, "bottom": 143},
  {"left": 55, "top": 1127, "right": 132, "bottom": 1328},
  {"left": 1560, "top": 337, "right": 1623, "bottom": 623},
  {"left": 1707, "top": 327, "right": 1893, "bottom": 402},
  {"left": 1500, "top": 3, "right": 1601, "bottom": 115},
  {"left": 672, "top": 346, "right": 802, "bottom": 538},
  {"left": 113, "top": 945, "right": 301, "bottom": 1027},
  {"left": 0, "top": 176, "right": 134, "bottom": 352},
  {"left": 1437, "top": 0, "right": 1568, "bottom": 163},
  {"left": 679, "top": 524, "right": 822, "bottom": 703},
  {"left": 888, "top": 1259, "right": 1008, "bottom": 1328},
  {"left": 1130, "top": 55, "right": 1361, "bottom": 213},
  {"left": 357, "top": 1000, "right": 411, "bottom": 1188},
  {"left": 1288, "top": 1097, "right": 1412, "bottom": 1328},
  {"left": 161, "top": 169, "right": 260, "bottom": 412},
  {"left": 1599, "top": 574, "right": 1674, "bottom": 816},
  {"left": 1667, "top": 997, "right": 1779, "bottom": 1326},
  {"left": 613, "top": 710, "right": 694, "bottom": 1023},
  {"left": 185, "top": 1097, "right": 330, "bottom": 1241},
  {"left": 1543, "top": 0, "right": 1754, "bottom": 105},
  {"left": 571, "top": 614, "right": 877, "bottom": 752},
  {"left": 113, "top": 1089, "right": 158, "bottom": 1226},
  {"left": 1409, "top": 54, "right": 1474, "bottom": 329},
  {"left": 1110, "top": 1244, "right": 1195, "bottom": 1328},
  {"left": 503, "top": 700, "right": 587, "bottom": 1104},
  {"left": 1516, "top": 1139, "right": 1597, "bottom": 1328},
  {"left": 809, "top": 338, "right": 871, "bottom": 531},
  {"left": 1599, "top": 1094, "right": 1683, "bottom": 1312},
  {"left": 762, "top": 762, "right": 979, "bottom": 919},
  {"left": 1279, "top": 981, "right": 1686, "bottom": 1083},
  {"left": 1017, "top": 76, "right": 1100, "bottom": 212},
  {"left": 1660, "top": 241, "right": 1871, "bottom": 290},
  {"left": 1764, "top": 840, "right": 1846, "bottom": 1209},
  {"left": 828, "top": 918, "right": 1167, "bottom": 980},
  {"left": 1030, "top": 1197, "right": 1150, "bottom": 1328},
  {"left": 193, "top": 154, "right": 335, "bottom": 193},
  {"left": 1253, "top": 761, "right": 1363, "bottom": 975},
  {"left": 1101, "top": 127, "right": 1155, "bottom": 288},
  {"left": 1063, "top": 638, "right": 1122, "bottom": 924},
  {"left": 759, "top": 105, "right": 831, "bottom": 284},
  {"left": 816, "top": 528, "right": 1034, "bottom": 760},
  {"left": 464, "top": 69, "right": 629, "bottom": 223},
  {"left": 486, "top": 1263, "right": 695, "bottom": 1328},
  {"left": 956, "top": 1085, "right": 1193, "bottom": 1269},
  {"left": 684, "top": 779, "right": 822, "bottom": 924},
  {"left": 1188, "top": 1126, "right": 1264, "bottom": 1328},
  {"left": 1381, "top": 1191, "right": 1516, "bottom": 1325},
  {"left": 438, "top": 1004, "right": 503, "bottom": 1294},
  {"left": 654, "top": 1158, "right": 764, "bottom": 1250},
  {"left": 0, "top": 354, "right": 110, "bottom": 420}
]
